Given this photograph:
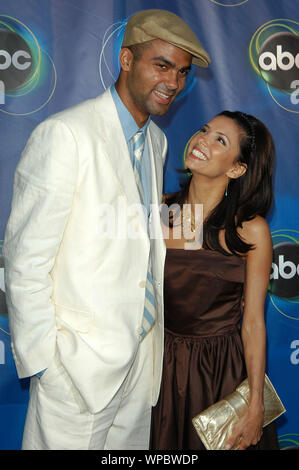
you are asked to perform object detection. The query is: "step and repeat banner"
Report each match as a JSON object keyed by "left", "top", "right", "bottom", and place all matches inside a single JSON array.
[{"left": 0, "top": 0, "right": 298, "bottom": 450}]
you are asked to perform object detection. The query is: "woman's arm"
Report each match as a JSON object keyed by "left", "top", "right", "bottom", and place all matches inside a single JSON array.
[{"left": 225, "top": 216, "right": 273, "bottom": 450}]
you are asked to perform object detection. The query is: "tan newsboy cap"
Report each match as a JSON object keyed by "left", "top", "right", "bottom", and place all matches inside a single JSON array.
[{"left": 122, "top": 9, "right": 211, "bottom": 68}]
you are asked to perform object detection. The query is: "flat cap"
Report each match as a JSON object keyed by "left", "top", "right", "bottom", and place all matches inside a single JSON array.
[{"left": 122, "top": 9, "right": 211, "bottom": 68}]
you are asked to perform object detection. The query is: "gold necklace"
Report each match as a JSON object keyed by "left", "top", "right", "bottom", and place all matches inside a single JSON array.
[{"left": 181, "top": 202, "right": 202, "bottom": 243}]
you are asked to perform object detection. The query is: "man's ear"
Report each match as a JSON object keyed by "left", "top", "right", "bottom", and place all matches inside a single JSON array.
[
  {"left": 119, "top": 48, "right": 134, "bottom": 72},
  {"left": 226, "top": 162, "right": 247, "bottom": 179}
]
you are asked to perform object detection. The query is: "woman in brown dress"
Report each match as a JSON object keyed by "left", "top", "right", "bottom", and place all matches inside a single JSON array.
[{"left": 151, "top": 111, "right": 279, "bottom": 450}]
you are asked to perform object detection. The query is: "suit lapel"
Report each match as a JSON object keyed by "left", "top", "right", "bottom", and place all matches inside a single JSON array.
[
  {"left": 147, "top": 123, "right": 164, "bottom": 207},
  {"left": 94, "top": 89, "right": 141, "bottom": 209},
  {"left": 94, "top": 89, "right": 165, "bottom": 245}
]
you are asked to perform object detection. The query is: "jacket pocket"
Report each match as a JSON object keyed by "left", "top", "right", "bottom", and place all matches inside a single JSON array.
[{"left": 55, "top": 303, "right": 94, "bottom": 333}]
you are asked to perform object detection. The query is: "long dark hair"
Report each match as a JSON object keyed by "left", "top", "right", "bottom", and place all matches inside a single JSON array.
[{"left": 165, "top": 111, "right": 275, "bottom": 255}]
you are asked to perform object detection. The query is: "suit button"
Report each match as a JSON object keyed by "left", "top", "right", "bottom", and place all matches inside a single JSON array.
[{"left": 139, "top": 280, "right": 146, "bottom": 288}]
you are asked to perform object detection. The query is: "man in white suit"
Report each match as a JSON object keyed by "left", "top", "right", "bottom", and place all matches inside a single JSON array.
[{"left": 3, "top": 10, "right": 210, "bottom": 450}]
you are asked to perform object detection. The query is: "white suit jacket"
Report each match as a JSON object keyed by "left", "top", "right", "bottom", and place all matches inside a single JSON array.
[{"left": 3, "top": 88, "right": 167, "bottom": 413}]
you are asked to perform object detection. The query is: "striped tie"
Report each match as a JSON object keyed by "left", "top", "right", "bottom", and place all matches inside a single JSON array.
[{"left": 131, "top": 131, "right": 156, "bottom": 339}]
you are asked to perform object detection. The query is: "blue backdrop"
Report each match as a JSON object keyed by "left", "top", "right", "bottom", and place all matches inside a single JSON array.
[{"left": 0, "top": 0, "right": 298, "bottom": 450}]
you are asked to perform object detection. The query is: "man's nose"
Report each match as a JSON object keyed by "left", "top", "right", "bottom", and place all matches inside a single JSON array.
[{"left": 164, "top": 70, "right": 179, "bottom": 91}]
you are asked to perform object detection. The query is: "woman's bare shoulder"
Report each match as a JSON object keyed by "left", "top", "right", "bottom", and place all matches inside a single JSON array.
[{"left": 239, "top": 216, "right": 272, "bottom": 248}]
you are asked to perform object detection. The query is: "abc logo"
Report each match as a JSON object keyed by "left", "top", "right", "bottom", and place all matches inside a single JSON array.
[
  {"left": 269, "top": 243, "right": 299, "bottom": 299},
  {"left": 258, "top": 32, "right": 299, "bottom": 92},
  {"left": 0, "top": 30, "right": 32, "bottom": 92}
]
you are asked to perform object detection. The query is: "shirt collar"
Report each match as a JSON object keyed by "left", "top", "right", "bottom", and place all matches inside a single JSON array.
[{"left": 111, "top": 85, "right": 150, "bottom": 142}]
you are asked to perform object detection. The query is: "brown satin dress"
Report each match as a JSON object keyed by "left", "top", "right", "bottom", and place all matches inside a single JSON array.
[{"left": 151, "top": 248, "right": 279, "bottom": 450}]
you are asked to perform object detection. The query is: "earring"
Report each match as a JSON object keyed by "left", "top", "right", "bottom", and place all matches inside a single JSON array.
[{"left": 225, "top": 179, "right": 228, "bottom": 197}]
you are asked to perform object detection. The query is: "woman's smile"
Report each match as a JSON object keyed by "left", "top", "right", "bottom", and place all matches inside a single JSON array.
[{"left": 189, "top": 145, "right": 209, "bottom": 162}]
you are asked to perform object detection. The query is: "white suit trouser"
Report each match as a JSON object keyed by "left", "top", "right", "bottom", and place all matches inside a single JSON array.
[{"left": 21, "top": 328, "right": 154, "bottom": 450}]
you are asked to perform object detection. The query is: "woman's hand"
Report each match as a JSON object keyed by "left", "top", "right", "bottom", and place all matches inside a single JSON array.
[{"left": 225, "top": 405, "right": 264, "bottom": 450}]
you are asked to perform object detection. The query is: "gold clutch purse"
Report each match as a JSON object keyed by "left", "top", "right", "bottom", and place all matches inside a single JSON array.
[{"left": 192, "top": 374, "right": 286, "bottom": 450}]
